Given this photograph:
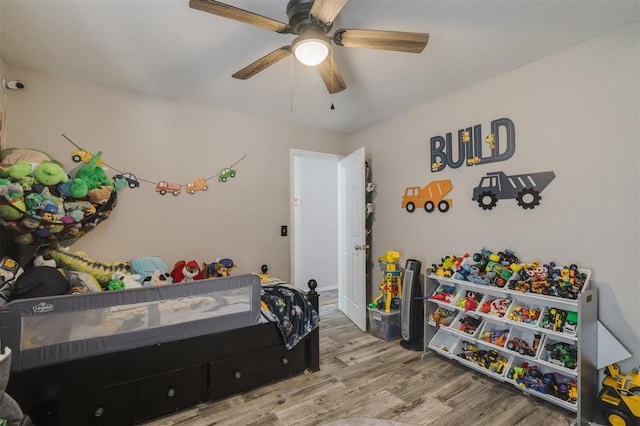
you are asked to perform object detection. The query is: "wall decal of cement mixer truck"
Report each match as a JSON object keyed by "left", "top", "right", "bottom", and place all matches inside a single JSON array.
[
  {"left": 472, "top": 171, "right": 555, "bottom": 210},
  {"left": 402, "top": 179, "right": 453, "bottom": 213}
]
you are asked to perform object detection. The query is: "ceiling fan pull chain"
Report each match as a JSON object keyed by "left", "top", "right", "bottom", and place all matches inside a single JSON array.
[
  {"left": 290, "top": 55, "right": 294, "bottom": 111},
  {"left": 330, "top": 46, "right": 335, "bottom": 110}
]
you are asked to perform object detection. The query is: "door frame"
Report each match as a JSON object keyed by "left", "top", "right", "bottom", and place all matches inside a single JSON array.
[{"left": 290, "top": 147, "right": 367, "bottom": 331}]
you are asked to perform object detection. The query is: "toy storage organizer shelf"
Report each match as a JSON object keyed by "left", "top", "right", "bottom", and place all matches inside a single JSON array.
[{"left": 423, "top": 272, "right": 598, "bottom": 422}]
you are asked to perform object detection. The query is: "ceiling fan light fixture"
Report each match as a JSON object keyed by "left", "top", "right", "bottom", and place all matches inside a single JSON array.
[{"left": 292, "top": 34, "right": 330, "bottom": 66}]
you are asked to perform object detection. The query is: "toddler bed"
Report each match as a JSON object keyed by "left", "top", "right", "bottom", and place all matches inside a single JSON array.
[{"left": 0, "top": 273, "right": 320, "bottom": 425}]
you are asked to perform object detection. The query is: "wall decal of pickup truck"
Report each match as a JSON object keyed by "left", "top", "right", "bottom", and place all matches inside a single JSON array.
[{"left": 472, "top": 171, "right": 555, "bottom": 210}]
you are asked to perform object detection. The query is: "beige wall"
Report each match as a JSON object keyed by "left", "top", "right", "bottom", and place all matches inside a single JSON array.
[
  {"left": 3, "top": 68, "right": 347, "bottom": 281},
  {"left": 2, "top": 21, "right": 638, "bottom": 368},
  {"left": 347, "top": 23, "right": 640, "bottom": 368},
  {"left": 0, "top": 55, "right": 8, "bottom": 147}
]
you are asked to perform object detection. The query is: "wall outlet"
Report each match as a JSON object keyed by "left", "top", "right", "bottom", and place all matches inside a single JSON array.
[{"left": 281, "top": 225, "right": 288, "bottom": 237}]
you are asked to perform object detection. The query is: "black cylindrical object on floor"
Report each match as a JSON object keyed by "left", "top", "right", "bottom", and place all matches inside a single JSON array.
[{"left": 400, "top": 259, "right": 423, "bottom": 351}]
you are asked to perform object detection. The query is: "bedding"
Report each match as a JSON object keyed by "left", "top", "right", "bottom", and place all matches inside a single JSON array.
[{"left": 260, "top": 283, "right": 320, "bottom": 349}]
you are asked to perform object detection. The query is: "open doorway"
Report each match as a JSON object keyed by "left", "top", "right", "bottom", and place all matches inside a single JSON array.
[
  {"left": 290, "top": 150, "right": 341, "bottom": 293},
  {"left": 291, "top": 148, "right": 367, "bottom": 331}
]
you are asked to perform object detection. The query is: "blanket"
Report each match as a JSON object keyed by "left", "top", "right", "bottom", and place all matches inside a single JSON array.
[{"left": 260, "top": 284, "right": 319, "bottom": 350}]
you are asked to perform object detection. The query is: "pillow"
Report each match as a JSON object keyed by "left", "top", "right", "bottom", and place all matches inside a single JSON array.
[
  {"left": 0, "top": 148, "right": 57, "bottom": 166},
  {"left": 130, "top": 256, "right": 170, "bottom": 282}
]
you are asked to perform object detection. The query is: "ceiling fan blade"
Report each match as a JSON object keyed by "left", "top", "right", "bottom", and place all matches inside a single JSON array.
[
  {"left": 333, "top": 29, "right": 429, "bottom": 53},
  {"left": 232, "top": 47, "right": 292, "bottom": 80},
  {"left": 189, "top": 0, "right": 290, "bottom": 34},
  {"left": 310, "top": 0, "right": 348, "bottom": 25},
  {"left": 317, "top": 56, "right": 346, "bottom": 94}
]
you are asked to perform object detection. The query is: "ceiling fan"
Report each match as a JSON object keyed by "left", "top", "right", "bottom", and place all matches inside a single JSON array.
[{"left": 189, "top": 0, "right": 429, "bottom": 94}]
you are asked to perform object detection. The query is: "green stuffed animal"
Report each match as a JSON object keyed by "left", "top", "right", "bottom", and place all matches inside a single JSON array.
[
  {"left": 68, "top": 178, "right": 89, "bottom": 198},
  {"left": 74, "top": 151, "right": 112, "bottom": 191},
  {"left": 0, "top": 161, "right": 33, "bottom": 180},
  {"left": 0, "top": 179, "right": 26, "bottom": 221},
  {"left": 34, "top": 161, "right": 69, "bottom": 186}
]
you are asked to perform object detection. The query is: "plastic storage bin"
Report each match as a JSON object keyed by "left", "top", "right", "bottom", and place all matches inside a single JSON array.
[{"left": 368, "top": 307, "right": 401, "bottom": 340}]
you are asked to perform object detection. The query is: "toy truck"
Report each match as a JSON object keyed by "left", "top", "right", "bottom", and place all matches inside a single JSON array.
[
  {"left": 186, "top": 177, "right": 208, "bottom": 194},
  {"left": 401, "top": 179, "right": 453, "bottom": 213},
  {"left": 600, "top": 363, "right": 640, "bottom": 426},
  {"left": 71, "top": 149, "right": 104, "bottom": 165},
  {"left": 472, "top": 171, "right": 555, "bottom": 210},
  {"left": 155, "top": 181, "right": 182, "bottom": 196}
]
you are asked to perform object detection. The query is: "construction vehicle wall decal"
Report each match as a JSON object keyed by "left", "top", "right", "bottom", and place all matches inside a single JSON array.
[
  {"left": 402, "top": 179, "right": 453, "bottom": 213},
  {"left": 472, "top": 171, "right": 555, "bottom": 210}
]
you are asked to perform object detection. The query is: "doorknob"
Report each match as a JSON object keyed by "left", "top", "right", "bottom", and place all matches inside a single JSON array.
[{"left": 354, "top": 244, "right": 369, "bottom": 251}]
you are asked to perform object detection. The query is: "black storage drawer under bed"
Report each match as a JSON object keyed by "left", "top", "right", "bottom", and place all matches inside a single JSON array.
[
  {"left": 57, "top": 382, "right": 137, "bottom": 426},
  {"left": 52, "top": 365, "right": 204, "bottom": 425},
  {"left": 136, "top": 365, "right": 205, "bottom": 421},
  {"left": 210, "top": 352, "right": 263, "bottom": 399},
  {"left": 261, "top": 342, "right": 306, "bottom": 382}
]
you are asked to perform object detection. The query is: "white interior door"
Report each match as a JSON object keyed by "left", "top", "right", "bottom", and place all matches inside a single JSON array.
[{"left": 338, "top": 147, "right": 367, "bottom": 331}]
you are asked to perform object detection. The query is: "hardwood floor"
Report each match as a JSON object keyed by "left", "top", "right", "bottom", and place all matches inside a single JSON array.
[{"left": 144, "top": 290, "right": 575, "bottom": 426}]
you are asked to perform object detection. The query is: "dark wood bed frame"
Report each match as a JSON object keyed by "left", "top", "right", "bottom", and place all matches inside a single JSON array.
[{"left": 7, "top": 280, "right": 320, "bottom": 425}]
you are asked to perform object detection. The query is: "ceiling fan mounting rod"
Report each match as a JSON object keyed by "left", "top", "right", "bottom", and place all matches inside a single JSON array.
[{"left": 287, "top": 0, "right": 330, "bottom": 35}]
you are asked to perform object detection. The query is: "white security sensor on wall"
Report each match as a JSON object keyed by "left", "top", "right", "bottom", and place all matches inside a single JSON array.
[{"left": 1, "top": 77, "right": 25, "bottom": 90}]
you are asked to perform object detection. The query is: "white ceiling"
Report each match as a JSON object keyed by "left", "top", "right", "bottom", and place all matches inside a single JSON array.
[{"left": 0, "top": 0, "right": 638, "bottom": 133}]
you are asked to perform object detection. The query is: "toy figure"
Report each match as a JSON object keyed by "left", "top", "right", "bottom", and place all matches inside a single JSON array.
[
  {"left": 371, "top": 251, "right": 403, "bottom": 313},
  {"left": 486, "top": 132, "right": 495, "bottom": 149},
  {"left": 142, "top": 270, "right": 172, "bottom": 286},
  {"left": 462, "top": 291, "right": 479, "bottom": 312},
  {"left": 205, "top": 258, "right": 237, "bottom": 278},
  {"left": 171, "top": 260, "right": 203, "bottom": 283}
]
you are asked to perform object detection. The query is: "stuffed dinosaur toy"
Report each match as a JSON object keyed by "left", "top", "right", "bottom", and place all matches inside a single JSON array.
[
  {"left": 73, "top": 151, "right": 112, "bottom": 191},
  {"left": 42, "top": 245, "right": 131, "bottom": 288}
]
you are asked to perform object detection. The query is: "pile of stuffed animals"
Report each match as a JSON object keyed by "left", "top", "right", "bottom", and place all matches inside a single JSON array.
[
  {"left": 0, "top": 245, "right": 238, "bottom": 307},
  {"left": 0, "top": 148, "right": 117, "bottom": 245}
]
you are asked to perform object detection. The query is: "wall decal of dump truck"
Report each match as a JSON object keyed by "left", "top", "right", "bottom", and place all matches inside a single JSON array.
[
  {"left": 402, "top": 179, "right": 453, "bottom": 213},
  {"left": 472, "top": 171, "right": 555, "bottom": 210}
]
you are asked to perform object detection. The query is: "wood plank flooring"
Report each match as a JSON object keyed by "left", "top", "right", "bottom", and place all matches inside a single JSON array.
[{"left": 144, "top": 290, "right": 575, "bottom": 426}]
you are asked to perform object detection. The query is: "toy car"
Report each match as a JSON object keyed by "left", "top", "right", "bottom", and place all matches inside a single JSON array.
[
  {"left": 507, "top": 337, "right": 537, "bottom": 357},
  {"left": 218, "top": 168, "right": 236, "bottom": 182},
  {"left": 113, "top": 172, "right": 140, "bottom": 188},
  {"left": 544, "top": 342, "right": 577, "bottom": 369}
]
